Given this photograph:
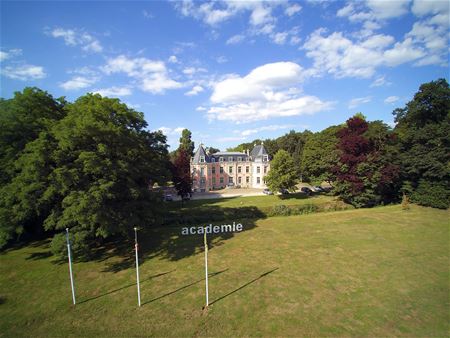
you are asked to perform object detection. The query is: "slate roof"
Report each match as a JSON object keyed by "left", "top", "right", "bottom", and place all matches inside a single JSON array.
[
  {"left": 250, "top": 144, "right": 268, "bottom": 158},
  {"left": 192, "top": 144, "right": 209, "bottom": 164}
]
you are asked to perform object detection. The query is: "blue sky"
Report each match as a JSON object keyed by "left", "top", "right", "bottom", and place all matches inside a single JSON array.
[{"left": 1, "top": 0, "right": 448, "bottom": 150}]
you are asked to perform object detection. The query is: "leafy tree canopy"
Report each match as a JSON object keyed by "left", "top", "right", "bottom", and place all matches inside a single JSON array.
[
  {"left": 265, "top": 150, "right": 298, "bottom": 193},
  {"left": 0, "top": 92, "right": 170, "bottom": 251},
  {"left": 179, "top": 129, "right": 195, "bottom": 157}
]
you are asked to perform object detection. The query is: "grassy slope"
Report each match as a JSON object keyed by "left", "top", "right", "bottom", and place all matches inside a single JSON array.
[{"left": 0, "top": 205, "right": 449, "bottom": 337}]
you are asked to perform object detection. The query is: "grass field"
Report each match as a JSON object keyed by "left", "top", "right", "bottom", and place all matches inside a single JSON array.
[{"left": 1, "top": 204, "right": 449, "bottom": 337}]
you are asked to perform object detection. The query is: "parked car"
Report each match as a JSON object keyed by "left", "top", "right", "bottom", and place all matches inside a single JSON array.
[
  {"left": 164, "top": 194, "right": 173, "bottom": 202},
  {"left": 312, "top": 186, "right": 324, "bottom": 192},
  {"left": 226, "top": 183, "right": 235, "bottom": 188},
  {"left": 300, "top": 187, "right": 313, "bottom": 195},
  {"left": 322, "top": 186, "right": 334, "bottom": 192},
  {"left": 280, "top": 188, "right": 290, "bottom": 195},
  {"left": 263, "top": 188, "right": 273, "bottom": 195}
]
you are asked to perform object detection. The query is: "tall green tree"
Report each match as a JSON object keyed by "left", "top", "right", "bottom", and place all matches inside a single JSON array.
[
  {"left": 393, "top": 78, "right": 450, "bottom": 209},
  {"left": 265, "top": 150, "right": 298, "bottom": 193},
  {"left": 301, "top": 125, "right": 341, "bottom": 184},
  {"left": 0, "top": 87, "right": 66, "bottom": 185},
  {"left": 179, "top": 129, "right": 195, "bottom": 157},
  {"left": 0, "top": 93, "right": 169, "bottom": 251}
]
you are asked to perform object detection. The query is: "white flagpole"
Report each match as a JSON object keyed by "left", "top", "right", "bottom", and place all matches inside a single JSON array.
[
  {"left": 134, "top": 227, "right": 141, "bottom": 307},
  {"left": 65, "top": 228, "right": 76, "bottom": 305},
  {"left": 204, "top": 229, "right": 209, "bottom": 308}
]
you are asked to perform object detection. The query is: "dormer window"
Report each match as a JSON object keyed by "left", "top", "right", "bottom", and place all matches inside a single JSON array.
[
  {"left": 228, "top": 156, "right": 233, "bottom": 162},
  {"left": 219, "top": 157, "right": 224, "bottom": 162},
  {"left": 237, "top": 157, "right": 242, "bottom": 162},
  {"left": 263, "top": 155, "right": 268, "bottom": 162},
  {"left": 200, "top": 156, "right": 205, "bottom": 163},
  {"left": 211, "top": 158, "right": 215, "bottom": 163}
]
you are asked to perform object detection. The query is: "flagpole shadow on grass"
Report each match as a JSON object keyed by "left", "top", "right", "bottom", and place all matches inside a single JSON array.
[
  {"left": 209, "top": 268, "right": 279, "bottom": 306},
  {"left": 77, "top": 270, "right": 176, "bottom": 304},
  {"left": 142, "top": 268, "right": 229, "bottom": 306}
]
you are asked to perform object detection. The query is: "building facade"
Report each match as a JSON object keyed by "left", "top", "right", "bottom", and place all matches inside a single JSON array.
[{"left": 191, "top": 143, "right": 270, "bottom": 192}]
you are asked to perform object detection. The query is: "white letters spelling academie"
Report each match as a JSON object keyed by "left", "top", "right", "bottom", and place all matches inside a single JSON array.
[{"left": 181, "top": 222, "right": 243, "bottom": 235}]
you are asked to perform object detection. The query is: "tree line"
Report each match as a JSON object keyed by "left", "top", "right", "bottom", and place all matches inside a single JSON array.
[
  {"left": 0, "top": 79, "right": 448, "bottom": 254},
  {"left": 233, "top": 79, "right": 450, "bottom": 209}
]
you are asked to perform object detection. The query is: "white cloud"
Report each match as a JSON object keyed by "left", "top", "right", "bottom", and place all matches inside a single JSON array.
[
  {"left": 303, "top": 29, "right": 427, "bottom": 79},
  {"left": 412, "top": 0, "right": 449, "bottom": 16},
  {"left": 365, "top": 0, "right": 411, "bottom": 19},
  {"left": 216, "top": 56, "right": 228, "bottom": 63},
  {"left": 2, "top": 64, "right": 46, "bottom": 81},
  {"left": 102, "top": 55, "right": 182, "bottom": 94},
  {"left": 93, "top": 86, "right": 132, "bottom": 97},
  {"left": 348, "top": 96, "right": 372, "bottom": 109},
  {"left": 384, "top": 96, "right": 399, "bottom": 104},
  {"left": 206, "top": 62, "right": 332, "bottom": 123},
  {"left": 226, "top": 34, "right": 245, "bottom": 45},
  {"left": 60, "top": 76, "right": 98, "bottom": 90},
  {"left": 185, "top": 85, "right": 204, "bottom": 96},
  {"left": 285, "top": 3, "right": 302, "bottom": 16},
  {"left": 158, "top": 126, "right": 185, "bottom": 135},
  {"left": 240, "top": 124, "right": 294, "bottom": 137},
  {"left": 47, "top": 27, "right": 103, "bottom": 53},
  {"left": 143, "top": 10, "right": 154, "bottom": 19},
  {"left": 370, "top": 75, "right": 390, "bottom": 87},
  {"left": 141, "top": 74, "right": 182, "bottom": 94},
  {"left": 0, "top": 48, "right": 22, "bottom": 61},
  {"left": 196, "top": 106, "right": 207, "bottom": 111},
  {"left": 182, "top": 67, "right": 207, "bottom": 76},
  {"left": 168, "top": 55, "right": 179, "bottom": 63},
  {"left": 273, "top": 32, "right": 289, "bottom": 45}
]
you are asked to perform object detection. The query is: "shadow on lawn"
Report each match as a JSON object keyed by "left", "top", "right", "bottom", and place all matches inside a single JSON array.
[
  {"left": 210, "top": 268, "right": 279, "bottom": 306},
  {"left": 99, "top": 205, "right": 264, "bottom": 273},
  {"left": 78, "top": 270, "right": 176, "bottom": 304},
  {"left": 142, "top": 268, "right": 229, "bottom": 306}
]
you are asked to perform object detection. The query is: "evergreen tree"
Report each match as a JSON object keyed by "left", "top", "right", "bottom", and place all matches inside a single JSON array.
[{"left": 179, "top": 129, "right": 195, "bottom": 157}]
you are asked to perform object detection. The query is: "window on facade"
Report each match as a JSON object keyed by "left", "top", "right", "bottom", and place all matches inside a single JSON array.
[
  {"left": 228, "top": 156, "right": 233, "bottom": 162},
  {"left": 200, "top": 168, "right": 205, "bottom": 176},
  {"left": 220, "top": 166, "right": 224, "bottom": 173},
  {"left": 264, "top": 166, "right": 267, "bottom": 174},
  {"left": 237, "top": 157, "right": 242, "bottom": 162},
  {"left": 211, "top": 158, "right": 215, "bottom": 163},
  {"left": 228, "top": 177, "right": 233, "bottom": 183},
  {"left": 238, "top": 177, "right": 242, "bottom": 184},
  {"left": 212, "top": 167, "right": 216, "bottom": 174},
  {"left": 219, "top": 157, "right": 224, "bottom": 162},
  {"left": 229, "top": 166, "right": 233, "bottom": 174},
  {"left": 200, "top": 156, "right": 205, "bottom": 163},
  {"left": 263, "top": 155, "right": 268, "bottom": 162},
  {"left": 220, "top": 177, "right": 224, "bottom": 183},
  {"left": 212, "top": 177, "right": 216, "bottom": 183},
  {"left": 201, "top": 178, "right": 206, "bottom": 184},
  {"left": 246, "top": 166, "right": 249, "bottom": 173},
  {"left": 257, "top": 166, "right": 260, "bottom": 174},
  {"left": 257, "top": 177, "right": 260, "bottom": 184},
  {"left": 246, "top": 176, "right": 250, "bottom": 183},
  {"left": 238, "top": 166, "right": 242, "bottom": 173}
]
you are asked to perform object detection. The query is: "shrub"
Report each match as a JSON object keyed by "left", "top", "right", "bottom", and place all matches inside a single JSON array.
[
  {"left": 410, "top": 180, "right": 450, "bottom": 209},
  {"left": 269, "top": 205, "right": 292, "bottom": 217}
]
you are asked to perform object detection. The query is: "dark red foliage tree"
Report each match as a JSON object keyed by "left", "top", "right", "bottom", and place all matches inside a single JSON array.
[
  {"left": 334, "top": 116, "right": 400, "bottom": 207},
  {"left": 171, "top": 149, "right": 192, "bottom": 202}
]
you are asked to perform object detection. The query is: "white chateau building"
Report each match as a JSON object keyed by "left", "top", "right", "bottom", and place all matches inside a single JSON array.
[{"left": 191, "top": 143, "right": 271, "bottom": 192}]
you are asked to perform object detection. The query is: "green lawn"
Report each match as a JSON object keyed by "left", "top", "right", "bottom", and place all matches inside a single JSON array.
[{"left": 1, "top": 205, "right": 449, "bottom": 337}]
